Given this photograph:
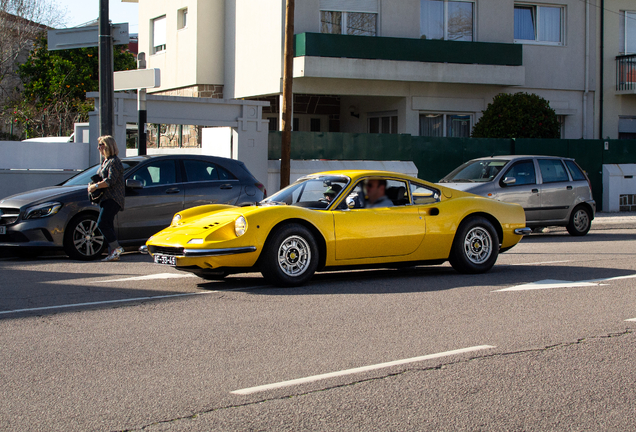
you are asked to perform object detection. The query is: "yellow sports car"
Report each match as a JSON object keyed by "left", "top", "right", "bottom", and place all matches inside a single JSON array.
[{"left": 142, "top": 170, "right": 530, "bottom": 286}]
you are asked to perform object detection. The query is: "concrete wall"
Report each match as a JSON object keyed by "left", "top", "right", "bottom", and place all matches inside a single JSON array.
[
  {"left": 603, "top": 163, "right": 636, "bottom": 211},
  {"left": 0, "top": 170, "right": 78, "bottom": 200},
  {"left": 0, "top": 141, "right": 90, "bottom": 170}
]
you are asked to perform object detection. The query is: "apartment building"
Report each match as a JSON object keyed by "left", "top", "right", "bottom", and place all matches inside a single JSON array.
[
  {"left": 131, "top": 0, "right": 597, "bottom": 139},
  {"left": 601, "top": 0, "right": 636, "bottom": 139}
]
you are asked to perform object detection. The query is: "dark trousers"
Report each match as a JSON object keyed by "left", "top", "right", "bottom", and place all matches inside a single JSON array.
[{"left": 97, "top": 199, "right": 121, "bottom": 244}]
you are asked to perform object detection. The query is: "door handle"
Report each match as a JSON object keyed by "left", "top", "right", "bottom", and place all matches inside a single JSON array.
[
  {"left": 165, "top": 188, "right": 180, "bottom": 194},
  {"left": 567, "top": 185, "right": 573, "bottom": 190},
  {"left": 531, "top": 189, "right": 539, "bottom": 193},
  {"left": 220, "top": 184, "right": 233, "bottom": 189}
]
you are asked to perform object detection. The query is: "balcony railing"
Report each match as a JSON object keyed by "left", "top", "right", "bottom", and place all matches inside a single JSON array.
[
  {"left": 294, "top": 33, "right": 523, "bottom": 67},
  {"left": 616, "top": 54, "right": 636, "bottom": 91}
]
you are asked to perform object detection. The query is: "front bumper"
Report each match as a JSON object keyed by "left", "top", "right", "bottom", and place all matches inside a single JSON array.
[{"left": 146, "top": 245, "right": 257, "bottom": 257}]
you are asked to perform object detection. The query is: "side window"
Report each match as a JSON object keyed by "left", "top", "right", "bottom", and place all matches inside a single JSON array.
[
  {"left": 501, "top": 160, "right": 536, "bottom": 186},
  {"left": 217, "top": 165, "right": 236, "bottom": 180},
  {"left": 385, "top": 180, "right": 410, "bottom": 206},
  {"left": 538, "top": 159, "right": 569, "bottom": 183},
  {"left": 338, "top": 178, "right": 410, "bottom": 209},
  {"left": 410, "top": 182, "right": 441, "bottom": 205},
  {"left": 131, "top": 160, "right": 176, "bottom": 186},
  {"left": 184, "top": 160, "right": 219, "bottom": 182},
  {"left": 564, "top": 160, "right": 586, "bottom": 181}
]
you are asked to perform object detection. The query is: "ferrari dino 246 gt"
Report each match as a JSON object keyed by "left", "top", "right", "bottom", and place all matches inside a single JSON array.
[{"left": 143, "top": 170, "right": 530, "bottom": 286}]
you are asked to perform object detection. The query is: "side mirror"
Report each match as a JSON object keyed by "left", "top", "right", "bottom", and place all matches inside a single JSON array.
[
  {"left": 502, "top": 177, "right": 516, "bottom": 185},
  {"left": 126, "top": 179, "right": 144, "bottom": 189}
]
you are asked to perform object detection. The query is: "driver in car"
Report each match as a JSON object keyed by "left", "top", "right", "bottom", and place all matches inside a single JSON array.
[{"left": 364, "top": 179, "right": 393, "bottom": 208}]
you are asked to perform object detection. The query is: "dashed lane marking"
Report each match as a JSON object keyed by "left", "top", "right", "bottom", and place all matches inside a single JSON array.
[
  {"left": 493, "top": 274, "right": 636, "bottom": 292},
  {"left": 90, "top": 273, "right": 197, "bottom": 284},
  {"left": 231, "top": 345, "right": 496, "bottom": 395}
]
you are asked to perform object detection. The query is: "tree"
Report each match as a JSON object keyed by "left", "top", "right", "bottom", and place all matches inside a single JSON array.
[
  {"left": 0, "top": 0, "right": 65, "bottom": 135},
  {"left": 8, "top": 35, "right": 136, "bottom": 137},
  {"left": 471, "top": 92, "right": 560, "bottom": 139}
]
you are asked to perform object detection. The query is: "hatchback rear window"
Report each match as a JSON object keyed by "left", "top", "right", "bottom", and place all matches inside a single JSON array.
[{"left": 564, "top": 160, "right": 586, "bottom": 181}]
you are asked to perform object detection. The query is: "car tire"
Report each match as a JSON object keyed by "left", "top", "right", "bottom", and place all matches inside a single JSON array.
[
  {"left": 260, "top": 223, "right": 319, "bottom": 287},
  {"left": 449, "top": 216, "right": 499, "bottom": 274},
  {"left": 566, "top": 205, "right": 592, "bottom": 236},
  {"left": 63, "top": 213, "right": 106, "bottom": 261}
]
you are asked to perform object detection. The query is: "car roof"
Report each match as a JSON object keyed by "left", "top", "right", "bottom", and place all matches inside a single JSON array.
[
  {"left": 301, "top": 170, "right": 423, "bottom": 183},
  {"left": 469, "top": 155, "right": 573, "bottom": 161},
  {"left": 121, "top": 154, "right": 238, "bottom": 163}
]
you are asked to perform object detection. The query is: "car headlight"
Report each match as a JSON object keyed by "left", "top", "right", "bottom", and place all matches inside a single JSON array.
[
  {"left": 187, "top": 238, "right": 204, "bottom": 244},
  {"left": 235, "top": 215, "right": 247, "bottom": 237},
  {"left": 24, "top": 202, "right": 62, "bottom": 219},
  {"left": 171, "top": 214, "right": 182, "bottom": 227}
]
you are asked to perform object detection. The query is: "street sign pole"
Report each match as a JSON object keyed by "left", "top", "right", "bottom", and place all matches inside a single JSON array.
[
  {"left": 280, "top": 0, "right": 294, "bottom": 189},
  {"left": 99, "top": 0, "right": 114, "bottom": 137},
  {"left": 137, "top": 53, "right": 147, "bottom": 156}
]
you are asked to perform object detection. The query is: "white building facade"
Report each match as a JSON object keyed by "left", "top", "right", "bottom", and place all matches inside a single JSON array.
[{"left": 131, "top": 0, "right": 601, "bottom": 140}]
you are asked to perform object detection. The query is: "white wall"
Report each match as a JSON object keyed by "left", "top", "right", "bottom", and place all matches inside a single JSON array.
[
  {"left": 0, "top": 141, "right": 90, "bottom": 170},
  {"left": 603, "top": 164, "right": 636, "bottom": 211}
]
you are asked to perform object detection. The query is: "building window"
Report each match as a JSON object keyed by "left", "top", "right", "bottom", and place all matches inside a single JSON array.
[
  {"left": 514, "top": 4, "right": 564, "bottom": 45},
  {"left": 152, "top": 16, "right": 167, "bottom": 53},
  {"left": 618, "top": 116, "right": 636, "bottom": 139},
  {"left": 178, "top": 8, "right": 188, "bottom": 30},
  {"left": 320, "top": 11, "right": 377, "bottom": 36},
  {"left": 310, "top": 118, "right": 321, "bottom": 132},
  {"left": 419, "top": 113, "right": 471, "bottom": 137},
  {"left": 420, "top": 0, "right": 474, "bottom": 41},
  {"left": 620, "top": 11, "right": 636, "bottom": 54},
  {"left": 369, "top": 114, "right": 398, "bottom": 134}
]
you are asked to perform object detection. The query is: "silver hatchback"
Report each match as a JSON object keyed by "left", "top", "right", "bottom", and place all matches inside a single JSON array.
[{"left": 439, "top": 156, "right": 596, "bottom": 236}]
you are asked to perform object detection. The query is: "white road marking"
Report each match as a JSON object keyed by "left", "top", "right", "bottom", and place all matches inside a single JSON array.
[
  {"left": 91, "top": 273, "right": 197, "bottom": 284},
  {"left": 626, "top": 318, "right": 636, "bottom": 322},
  {"left": 494, "top": 274, "right": 636, "bottom": 292},
  {"left": 231, "top": 345, "right": 496, "bottom": 395},
  {"left": 507, "top": 260, "right": 571, "bottom": 266},
  {"left": 0, "top": 291, "right": 216, "bottom": 316}
]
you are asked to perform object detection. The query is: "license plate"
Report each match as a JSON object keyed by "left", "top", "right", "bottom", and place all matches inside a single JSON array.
[
  {"left": 154, "top": 254, "right": 176, "bottom": 266},
  {"left": 0, "top": 226, "right": 5, "bottom": 235}
]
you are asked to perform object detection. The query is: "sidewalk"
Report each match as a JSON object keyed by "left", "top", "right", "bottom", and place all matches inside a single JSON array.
[{"left": 592, "top": 211, "right": 636, "bottom": 229}]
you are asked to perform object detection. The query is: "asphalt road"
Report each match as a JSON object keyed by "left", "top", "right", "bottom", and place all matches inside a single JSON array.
[{"left": 1, "top": 223, "right": 635, "bottom": 431}]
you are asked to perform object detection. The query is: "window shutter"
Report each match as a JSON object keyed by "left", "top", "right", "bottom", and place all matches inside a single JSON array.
[{"left": 319, "top": 0, "right": 378, "bottom": 13}]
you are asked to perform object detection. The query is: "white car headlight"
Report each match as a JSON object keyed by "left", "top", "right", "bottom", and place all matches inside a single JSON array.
[
  {"left": 171, "top": 214, "right": 182, "bottom": 226},
  {"left": 187, "top": 238, "right": 204, "bottom": 244},
  {"left": 235, "top": 215, "right": 247, "bottom": 237},
  {"left": 24, "top": 202, "right": 62, "bottom": 219}
]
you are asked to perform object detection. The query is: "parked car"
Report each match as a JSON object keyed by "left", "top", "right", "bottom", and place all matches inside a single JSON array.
[
  {"left": 143, "top": 170, "right": 529, "bottom": 287},
  {"left": 0, "top": 155, "right": 266, "bottom": 260},
  {"left": 438, "top": 155, "right": 596, "bottom": 236}
]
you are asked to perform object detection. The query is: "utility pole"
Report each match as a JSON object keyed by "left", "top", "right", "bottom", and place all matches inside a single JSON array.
[
  {"left": 98, "top": 0, "right": 114, "bottom": 137},
  {"left": 137, "top": 52, "right": 147, "bottom": 155},
  {"left": 280, "top": 0, "right": 294, "bottom": 189}
]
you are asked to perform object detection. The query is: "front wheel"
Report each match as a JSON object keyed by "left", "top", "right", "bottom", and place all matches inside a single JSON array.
[
  {"left": 64, "top": 214, "right": 106, "bottom": 260},
  {"left": 566, "top": 206, "right": 591, "bottom": 236},
  {"left": 449, "top": 216, "right": 499, "bottom": 274},
  {"left": 260, "top": 224, "right": 319, "bottom": 287}
]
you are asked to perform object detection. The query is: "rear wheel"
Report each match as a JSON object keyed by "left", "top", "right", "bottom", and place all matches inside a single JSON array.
[
  {"left": 63, "top": 214, "right": 106, "bottom": 260},
  {"left": 449, "top": 216, "right": 499, "bottom": 274},
  {"left": 260, "top": 224, "right": 319, "bottom": 287},
  {"left": 566, "top": 205, "right": 591, "bottom": 236}
]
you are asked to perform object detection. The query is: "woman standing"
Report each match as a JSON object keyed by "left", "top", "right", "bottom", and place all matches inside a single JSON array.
[{"left": 88, "top": 135, "right": 126, "bottom": 261}]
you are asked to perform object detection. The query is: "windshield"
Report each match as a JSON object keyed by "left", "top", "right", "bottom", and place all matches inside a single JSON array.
[
  {"left": 439, "top": 159, "right": 509, "bottom": 183},
  {"left": 62, "top": 160, "right": 139, "bottom": 186},
  {"left": 262, "top": 175, "right": 350, "bottom": 209}
]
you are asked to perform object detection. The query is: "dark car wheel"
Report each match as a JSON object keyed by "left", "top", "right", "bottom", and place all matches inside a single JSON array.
[
  {"left": 566, "top": 205, "right": 591, "bottom": 236},
  {"left": 449, "top": 216, "right": 499, "bottom": 274},
  {"left": 64, "top": 214, "right": 106, "bottom": 261},
  {"left": 260, "top": 223, "right": 319, "bottom": 287}
]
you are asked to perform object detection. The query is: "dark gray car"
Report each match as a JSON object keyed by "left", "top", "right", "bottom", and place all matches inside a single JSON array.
[
  {"left": 439, "top": 155, "right": 596, "bottom": 236},
  {"left": 0, "top": 155, "right": 266, "bottom": 259}
]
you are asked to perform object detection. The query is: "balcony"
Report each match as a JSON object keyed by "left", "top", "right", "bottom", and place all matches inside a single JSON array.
[
  {"left": 292, "top": 33, "right": 525, "bottom": 87},
  {"left": 616, "top": 54, "right": 636, "bottom": 94}
]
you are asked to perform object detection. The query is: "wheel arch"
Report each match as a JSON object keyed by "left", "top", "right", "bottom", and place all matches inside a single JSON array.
[
  {"left": 65, "top": 209, "right": 100, "bottom": 234},
  {"left": 568, "top": 202, "right": 595, "bottom": 221},
  {"left": 261, "top": 218, "right": 327, "bottom": 271},
  {"left": 456, "top": 212, "right": 503, "bottom": 248}
]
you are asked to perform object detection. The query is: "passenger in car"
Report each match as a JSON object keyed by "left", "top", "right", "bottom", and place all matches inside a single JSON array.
[
  {"left": 365, "top": 179, "right": 393, "bottom": 208},
  {"left": 323, "top": 184, "right": 342, "bottom": 203}
]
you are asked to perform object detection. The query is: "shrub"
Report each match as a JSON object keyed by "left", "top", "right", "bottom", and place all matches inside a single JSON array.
[{"left": 471, "top": 92, "right": 560, "bottom": 139}]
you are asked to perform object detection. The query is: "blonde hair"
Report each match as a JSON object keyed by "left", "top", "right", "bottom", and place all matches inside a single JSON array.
[{"left": 98, "top": 135, "right": 119, "bottom": 158}]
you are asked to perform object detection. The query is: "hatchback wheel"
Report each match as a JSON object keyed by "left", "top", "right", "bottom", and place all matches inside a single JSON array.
[
  {"left": 64, "top": 214, "right": 106, "bottom": 260},
  {"left": 566, "top": 206, "right": 591, "bottom": 236}
]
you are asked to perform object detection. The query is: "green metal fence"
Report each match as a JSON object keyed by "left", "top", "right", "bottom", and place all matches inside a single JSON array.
[{"left": 268, "top": 132, "right": 636, "bottom": 211}]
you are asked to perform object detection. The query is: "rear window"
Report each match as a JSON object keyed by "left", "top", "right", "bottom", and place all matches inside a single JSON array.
[
  {"left": 564, "top": 160, "right": 587, "bottom": 181},
  {"left": 538, "top": 159, "right": 569, "bottom": 183}
]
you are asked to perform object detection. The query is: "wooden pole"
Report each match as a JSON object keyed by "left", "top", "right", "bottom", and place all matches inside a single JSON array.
[{"left": 280, "top": 0, "right": 294, "bottom": 189}]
